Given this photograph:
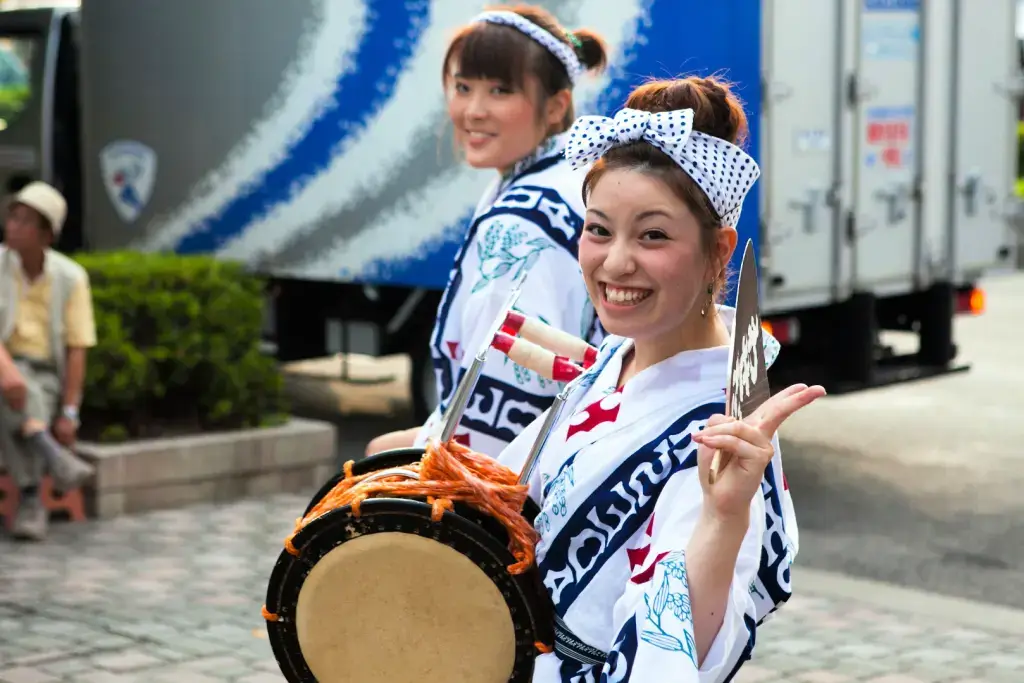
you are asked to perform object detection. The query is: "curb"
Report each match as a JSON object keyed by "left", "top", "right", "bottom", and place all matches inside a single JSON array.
[{"left": 796, "top": 567, "right": 1024, "bottom": 636}]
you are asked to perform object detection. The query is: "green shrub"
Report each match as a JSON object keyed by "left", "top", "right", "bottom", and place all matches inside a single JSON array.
[{"left": 73, "top": 251, "right": 287, "bottom": 442}]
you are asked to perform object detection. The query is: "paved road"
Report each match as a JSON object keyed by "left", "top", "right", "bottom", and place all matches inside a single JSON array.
[
  {"left": 3, "top": 275, "right": 1019, "bottom": 682},
  {"left": 3, "top": 493, "right": 1024, "bottom": 683},
  {"left": 778, "top": 272, "right": 1024, "bottom": 609}
]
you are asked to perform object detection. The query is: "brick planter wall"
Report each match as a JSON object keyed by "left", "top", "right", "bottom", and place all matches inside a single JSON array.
[{"left": 76, "top": 417, "right": 337, "bottom": 518}]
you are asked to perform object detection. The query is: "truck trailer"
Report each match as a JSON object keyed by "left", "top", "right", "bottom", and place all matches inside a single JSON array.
[{"left": 0, "top": 0, "right": 1018, "bottom": 421}]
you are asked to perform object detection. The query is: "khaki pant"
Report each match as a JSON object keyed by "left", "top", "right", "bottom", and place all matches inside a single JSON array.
[{"left": 0, "top": 358, "right": 61, "bottom": 489}]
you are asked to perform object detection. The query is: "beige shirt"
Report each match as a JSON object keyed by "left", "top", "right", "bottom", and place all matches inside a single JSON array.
[{"left": 6, "top": 267, "right": 97, "bottom": 362}]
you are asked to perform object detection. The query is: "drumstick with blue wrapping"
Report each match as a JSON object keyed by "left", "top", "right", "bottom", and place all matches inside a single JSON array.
[
  {"left": 500, "top": 310, "right": 598, "bottom": 369},
  {"left": 490, "top": 331, "right": 585, "bottom": 382}
]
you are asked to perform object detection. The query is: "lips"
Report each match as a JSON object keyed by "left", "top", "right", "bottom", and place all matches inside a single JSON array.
[
  {"left": 463, "top": 130, "right": 496, "bottom": 151},
  {"left": 601, "top": 283, "right": 653, "bottom": 306}
]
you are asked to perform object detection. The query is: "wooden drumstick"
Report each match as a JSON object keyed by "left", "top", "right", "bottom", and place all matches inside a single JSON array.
[
  {"left": 501, "top": 310, "right": 598, "bottom": 369},
  {"left": 708, "top": 449, "right": 729, "bottom": 484},
  {"left": 708, "top": 391, "right": 737, "bottom": 484},
  {"left": 491, "top": 332, "right": 584, "bottom": 382}
]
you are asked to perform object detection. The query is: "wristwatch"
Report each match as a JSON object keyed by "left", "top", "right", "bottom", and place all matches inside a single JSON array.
[{"left": 62, "top": 405, "right": 79, "bottom": 426}]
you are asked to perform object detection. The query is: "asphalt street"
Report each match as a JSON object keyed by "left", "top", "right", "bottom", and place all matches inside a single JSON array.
[
  {"left": 317, "top": 272, "right": 1024, "bottom": 612},
  {"left": 5, "top": 493, "right": 1024, "bottom": 682},
  {"left": 1, "top": 274, "right": 1022, "bottom": 682},
  {"left": 778, "top": 272, "right": 1024, "bottom": 609}
]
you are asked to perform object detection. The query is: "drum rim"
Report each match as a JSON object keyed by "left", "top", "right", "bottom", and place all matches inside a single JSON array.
[
  {"left": 303, "top": 447, "right": 427, "bottom": 517},
  {"left": 265, "top": 497, "right": 549, "bottom": 683}
]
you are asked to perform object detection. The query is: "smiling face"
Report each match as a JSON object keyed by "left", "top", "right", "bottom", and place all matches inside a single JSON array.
[
  {"left": 445, "top": 68, "right": 543, "bottom": 171},
  {"left": 580, "top": 168, "right": 737, "bottom": 357},
  {"left": 445, "top": 60, "right": 570, "bottom": 172}
]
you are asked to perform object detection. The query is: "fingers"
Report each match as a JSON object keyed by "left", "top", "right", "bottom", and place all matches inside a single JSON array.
[
  {"left": 765, "top": 383, "right": 809, "bottom": 403},
  {"left": 704, "top": 413, "right": 735, "bottom": 428},
  {"left": 696, "top": 432, "right": 771, "bottom": 472},
  {"left": 754, "top": 384, "right": 826, "bottom": 436},
  {"left": 698, "top": 382, "right": 825, "bottom": 462},
  {"left": 695, "top": 418, "right": 766, "bottom": 450},
  {"left": 696, "top": 442, "right": 714, "bottom": 489},
  {"left": 695, "top": 418, "right": 773, "bottom": 473}
]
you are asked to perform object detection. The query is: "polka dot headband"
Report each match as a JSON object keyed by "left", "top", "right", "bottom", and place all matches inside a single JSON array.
[
  {"left": 472, "top": 10, "right": 584, "bottom": 85},
  {"left": 566, "top": 108, "right": 761, "bottom": 227}
]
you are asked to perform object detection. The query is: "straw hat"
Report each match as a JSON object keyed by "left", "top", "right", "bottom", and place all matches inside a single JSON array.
[{"left": 10, "top": 181, "right": 67, "bottom": 237}]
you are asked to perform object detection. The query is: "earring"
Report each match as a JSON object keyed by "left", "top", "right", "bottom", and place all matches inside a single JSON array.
[{"left": 700, "top": 282, "right": 714, "bottom": 317}]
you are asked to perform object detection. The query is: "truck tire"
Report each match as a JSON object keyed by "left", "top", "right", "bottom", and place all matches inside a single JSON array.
[{"left": 917, "top": 282, "right": 955, "bottom": 366}]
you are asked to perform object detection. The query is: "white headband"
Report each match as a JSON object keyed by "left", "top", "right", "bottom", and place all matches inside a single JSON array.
[
  {"left": 472, "top": 10, "right": 584, "bottom": 85},
  {"left": 565, "top": 108, "right": 761, "bottom": 227}
]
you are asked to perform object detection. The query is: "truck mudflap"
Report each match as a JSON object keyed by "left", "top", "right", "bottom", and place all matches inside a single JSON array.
[{"left": 763, "top": 281, "right": 984, "bottom": 395}]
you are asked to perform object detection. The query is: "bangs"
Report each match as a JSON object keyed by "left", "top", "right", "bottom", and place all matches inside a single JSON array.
[{"left": 444, "top": 22, "right": 536, "bottom": 91}]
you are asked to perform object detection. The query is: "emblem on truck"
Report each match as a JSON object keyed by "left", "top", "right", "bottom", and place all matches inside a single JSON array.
[{"left": 99, "top": 140, "right": 157, "bottom": 223}]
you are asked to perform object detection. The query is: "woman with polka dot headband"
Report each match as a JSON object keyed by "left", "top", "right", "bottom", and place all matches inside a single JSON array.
[{"left": 490, "top": 76, "right": 822, "bottom": 682}]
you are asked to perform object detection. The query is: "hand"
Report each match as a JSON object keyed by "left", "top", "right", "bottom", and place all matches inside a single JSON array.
[
  {"left": 694, "top": 383, "right": 826, "bottom": 521},
  {"left": 53, "top": 416, "right": 78, "bottom": 448},
  {"left": 0, "top": 367, "right": 27, "bottom": 412},
  {"left": 365, "top": 427, "right": 420, "bottom": 457}
]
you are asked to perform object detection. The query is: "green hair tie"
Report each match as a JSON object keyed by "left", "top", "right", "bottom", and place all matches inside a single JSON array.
[{"left": 566, "top": 31, "right": 582, "bottom": 51}]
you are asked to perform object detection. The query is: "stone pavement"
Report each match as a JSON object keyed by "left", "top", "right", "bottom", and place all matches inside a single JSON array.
[{"left": 1, "top": 493, "right": 1022, "bottom": 683}]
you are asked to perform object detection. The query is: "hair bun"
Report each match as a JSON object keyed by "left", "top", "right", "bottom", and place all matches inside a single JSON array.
[
  {"left": 570, "top": 28, "right": 608, "bottom": 73},
  {"left": 624, "top": 75, "right": 748, "bottom": 146}
]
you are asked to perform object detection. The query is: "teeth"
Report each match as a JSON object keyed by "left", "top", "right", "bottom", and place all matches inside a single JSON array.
[{"left": 605, "top": 285, "right": 650, "bottom": 305}]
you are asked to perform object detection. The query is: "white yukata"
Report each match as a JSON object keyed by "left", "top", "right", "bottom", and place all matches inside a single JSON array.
[
  {"left": 496, "top": 308, "right": 793, "bottom": 683},
  {"left": 416, "top": 132, "right": 603, "bottom": 457}
]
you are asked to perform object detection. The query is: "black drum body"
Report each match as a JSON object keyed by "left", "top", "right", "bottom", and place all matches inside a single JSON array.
[{"left": 264, "top": 447, "right": 553, "bottom": 683}]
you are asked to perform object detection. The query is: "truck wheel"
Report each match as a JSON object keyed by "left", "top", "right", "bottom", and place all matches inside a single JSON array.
[
  {"left": 829, "top": 292, "right": 876, "bottom": 387},
  {"left": 918, "top": 282, "right": 955, "bottom": 366}
]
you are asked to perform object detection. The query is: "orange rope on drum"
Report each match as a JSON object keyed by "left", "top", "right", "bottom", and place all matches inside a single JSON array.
[{"left": 282, "top": 440, "right": 540, "bottom": 575}]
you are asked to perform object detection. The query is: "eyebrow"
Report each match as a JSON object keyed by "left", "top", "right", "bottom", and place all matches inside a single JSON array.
[{"left": 587, "top": 208, "right": 674, "bottom": 221}]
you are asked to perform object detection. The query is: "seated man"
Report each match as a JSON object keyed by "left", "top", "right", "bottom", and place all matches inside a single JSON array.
[{"left": 0, "top": 181, "right": 96, "bottom": 540}]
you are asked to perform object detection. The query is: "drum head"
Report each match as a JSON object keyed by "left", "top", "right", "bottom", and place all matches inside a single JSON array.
[
  {"left": 266, "top": 498, "right": 551, "bottom": 683},
  {"left": 297, "top": 531, "right": 516, "bottom": 682}
]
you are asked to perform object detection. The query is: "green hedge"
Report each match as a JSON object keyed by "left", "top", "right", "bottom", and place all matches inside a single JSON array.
[{"left": 74, "top": 252, "right": 287, "bottom": 443}]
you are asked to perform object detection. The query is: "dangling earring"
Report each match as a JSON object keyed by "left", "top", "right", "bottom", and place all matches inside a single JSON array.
[{"left": 700, "top": 282, "right": 714, "bottom": 317}]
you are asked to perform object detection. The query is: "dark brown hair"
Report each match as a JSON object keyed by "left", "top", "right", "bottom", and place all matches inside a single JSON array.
[
  {"left": 582, "top": 75, "right": 750, "bottom": 297},
  {"left": 442, "top": 4, "right": 608, "bottom": 133}
]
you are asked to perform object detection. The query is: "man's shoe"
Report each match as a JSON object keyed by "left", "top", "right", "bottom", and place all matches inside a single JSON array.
[
  {"left": 12, "top": 495, "right": 47, "bottom": 541},
  {"left": 26, "top": 431, "right": 95, "bottom": 491},
  {"left": 47, "top": 447, "right": 95, "bottom": 492}
]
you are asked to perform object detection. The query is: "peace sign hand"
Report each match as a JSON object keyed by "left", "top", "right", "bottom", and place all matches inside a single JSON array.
[{"left": 693, "top": 383, "right": 826, "bottom": 522}]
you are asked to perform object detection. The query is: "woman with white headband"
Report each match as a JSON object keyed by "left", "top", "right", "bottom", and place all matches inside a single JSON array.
[
  {"left": 366, "top": 5, "right": 609, "bottom": 457},
  {"left": 493, "top": 76, "right": 825, "bottom": 681}
]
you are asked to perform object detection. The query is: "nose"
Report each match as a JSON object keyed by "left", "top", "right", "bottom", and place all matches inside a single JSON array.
[
  {"left": 464, "top": 91, "right": 489, "bottom": 121},
  {"left": 602, "top": 238, "right": 636, "bottom": 278}
]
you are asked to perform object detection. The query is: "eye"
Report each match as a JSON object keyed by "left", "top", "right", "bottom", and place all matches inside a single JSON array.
[
  {"left": 641, "top": 229, "right": 669, "bottom": 241},
  {"left": 584, "top": 223, "right": 610, "bottom": 238},
  {"left": 454, "top": 81, "right": 470, "bottom": 94},
  {"left": 491, "top": 83, "right": 514, "bottom": 95}
]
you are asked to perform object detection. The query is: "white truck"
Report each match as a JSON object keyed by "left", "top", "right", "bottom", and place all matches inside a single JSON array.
[{"left": 0, "top": 0, "right": 1018, "bottom": 420}]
